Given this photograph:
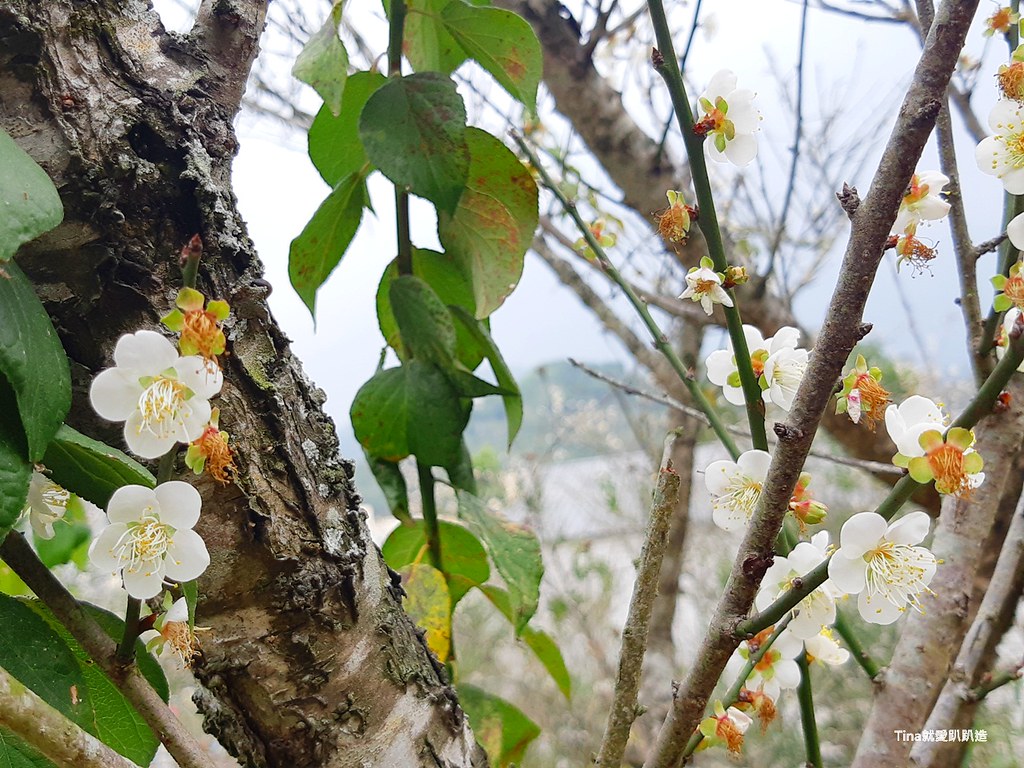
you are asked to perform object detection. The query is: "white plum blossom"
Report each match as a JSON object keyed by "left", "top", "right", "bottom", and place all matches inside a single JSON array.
[
  {"left": 89, "top": 481, "right": 210, "bottom": 600},
  {"left": 892, "top": 171, "right": 950, "bottom": 236},
  {"left": 884, "top": 395, "right": 946, "bottom": 461},
  {"left": 827, "top": 511, "right": 937, "bottom": 625},
  {"left": 762, "top": 346, "right": 809, "bottom": 412},
  {"left": 141, "top": 596, "right": 204, "bottom": 667},
  {"left": 976, "top": 99, "right": 1024, "bottom": 193},
  {"left": 696, "top": 69, "right": 760, "bottom": 166},
  {"left": 997, "top": 307, "right": 1024, "bottom": 373},
  {"left": 23, "top": 472, "right": 70, "bottom": 540},
  {"left": 805, "top": 629, "right": 850, "bottom": 667},
  {"left": 90, "top": 330, "right": 223, "bottom": 459},
  {"left": 756, "top": 531, "right": 839, "bottom": 639},
  {"left": 735, "top": 625, "right": 804, "bottom": 700},
  {"left": 679, "top": 263, "right": 733, "bottom": 315},
  {"left": 705, "top": 325, "right": 801, "bottom": 406},
  {"left": 704, "top": 449, "right": 771, "bottom": 531},
  {"left": 1008, "top": 212, "right": 1024, "bottom": 250}
]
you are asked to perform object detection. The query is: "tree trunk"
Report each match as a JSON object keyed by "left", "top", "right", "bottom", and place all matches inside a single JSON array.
[{"left": 0, "top": 2, "right": 485, "bottom": 766}]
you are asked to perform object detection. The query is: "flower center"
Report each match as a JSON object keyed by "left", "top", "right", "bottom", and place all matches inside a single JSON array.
[
  {"left": 715, "top": 476, "right": 762, "bottom": 519},
  {"left": 715, "top": 714, "right": 746, "bottom": 754},
  {"left": 182, "top": 310, "right": 221, "bottom": 358},
  {"left": 113, "top": 514, "right": 171, "bottom": 572},
  {"left": 1000, "top": 62, "right": 1024, "bottom": 102},
  {"left": 193, "top": 426, "right": 236, "bottom": 483},
  {"left": 694, "top": 278, "right": 717, "bottom": 295},
  {"left": 162, "top": 621, "right": 201, "bottom": 666},
  {"left": 852, "top": 373, "right": 891, "bottom": 429},
  {"left": 40, "top": 482, "right": 70, "bottom": 510},
  {"left": 753, "top": 649, "right": 779, "bottom": 675},
  {"left": 1003, "top": 275, "right": 1024, "bottom": 309},
  {"left": 138, "top": 377, "right": 189, "bottom": 438},
  {"left": 926, "top": 443, "right": 971, "bottom": 495},
  {"left": 864, "top": 541, "right": 935, "bottom": 612},
  {"left": 1005, "top": 128, "right": 1024, "bottom": 167},
  {"left": 658, "top": 205, "right": 691, "bottom": 243}
]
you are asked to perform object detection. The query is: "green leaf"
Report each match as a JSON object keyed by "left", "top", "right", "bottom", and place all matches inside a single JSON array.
[
  {"left": 447, "top": 370, "right": 512, "bottom": 398},
  {"left": 365, "top": 452, "right": 411, "bottom": 523},
  {"left": 457, "top": 491, "right": 541, "bottom": 633},
  {"left": 438, "top": 128, "right": 538, "bottom": 317},
  {"left": 292, "top": 1, "right": 349, "bottom": 115},
  {"left": 441, "top": 1, "right": 542, "bottom": 111},
  {"left": 0, "top": 728, "right": 57, "bottom": 768},
  {"left": 450, "top": 306, "right": 522, "bottom": 447},
  {"left": 481, "top": 585, "right": 570, "bottom": 699},
  {"left": 308, "top": 71, "right": 388, "bottom": 186},
  {"left": 289, "top": 171, "right": 367, "bottom": 316},
  {"left": 389, "top": 275, "right": 457, "bottom": 367},
  {"left": 32, "top": 495, "right": 91, "bottom": 569},
  {"left": 457, "top": 683, "right": 539, "bottom": 767},
  {"left": 377, "top": 249, "right": 484, "bottom": 370},
  {"left": 0, "top": 128, "right": 63, "bottom": 263},
  {"left": 0, "top": 260, "right": 71, "bottom": 462},
  {"left": 0, "top": 383, "right": 31, "bottom": 542},
  {"left": 382, "top": 519, "right": 489, "bottom": 606},
  {"left": 16, "top": 597, "right": 169, "bottom": 765},
  {"left": 400, "top": 0, "right": 468, "bottom": 74},
  {"left": 351, "top": 360, "right": 470, "bottom": 467},
  {"left": 445, "top": 439, "right": 477, "bottom": 495},
  {"left": 41, "top": 424, "right": 155, "bottom": 509},
  {"left": 359, "top": 73, "right": 469, "bottom": 214},
  {"left": 181, "top": 579, "right": 198, "bottom": 631}
]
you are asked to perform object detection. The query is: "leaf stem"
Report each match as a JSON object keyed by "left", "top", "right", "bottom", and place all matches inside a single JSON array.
[
  {"left": 417, "top": 460, "right": 444, "bottom": 572},
  {"left": 646, "top": 0, "right": 767, "bottom": 450},
  {"left": 796, "top": 652, "right": 823, "bottom": 768},
  {"left": 512, "top": 131, "right": 741, "bottom": 459},
  {"left": 387, "top": 0, "right": 414, "bottom": 277}
]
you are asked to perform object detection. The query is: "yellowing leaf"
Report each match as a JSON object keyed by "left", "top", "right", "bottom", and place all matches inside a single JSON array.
[{"left": 400, "top": 563, "right": 451, "bottom": 662}]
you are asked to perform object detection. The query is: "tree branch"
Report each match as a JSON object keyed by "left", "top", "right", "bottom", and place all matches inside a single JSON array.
[
  {"left": 0, "top": 664, "right": 139, "bottom": 768},
  {"left": 0, "top": 532, "right": 210, "bottom": 768},
  {"left": 595, "top": 442, "right": 681, "bottom": 767},
  {"left": 642, "top": 2, "right": 980, "bottom": 763}
]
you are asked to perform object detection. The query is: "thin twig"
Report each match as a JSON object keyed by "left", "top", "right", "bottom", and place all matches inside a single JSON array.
[
  {"left": 568, "top": 358, "right": 904, "bottom": 476},
  {"left": 759, "top": 0, "right": 809, "bottom": 296},
  {"left": 0, "top": 664, "right": 138, "bottom": 768},
  {"left": 595, "top": 441, "right": 681, "bottom": 767},
  {"left": 796, "top": 652, "right": 823, "bottom": 767},
  {"left": 832, "top": 609, "right": 881, "bottom": 679},
  {"left": 0, "top": 532, "right": 210, "bottom": 768},
  {"left": 514, "top": 132, "right": 741, "bottom": 459}
]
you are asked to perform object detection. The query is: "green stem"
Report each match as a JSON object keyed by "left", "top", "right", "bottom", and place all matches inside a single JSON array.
[
  {"left": 116, "top": 449, "right": 178, "bottom": 664},
  {"left": 646, "top": 0, "right": 767, "bottom": 450},
  {"left": 417, "top": 461, "right": 444, "bottom": 572},
  {"left": 796, "top": 652, "right": 823, "bottom": 768},
  {"left": 682, "top": 615, "right": 792, "bottom": 758},
  {"left": 512, "top": 132, "right": 741, "bottom": 459},
  {"left": 832, "top": 609, "right": 880, "bottom": 679},
  {"left": 972, "top": 666, "right": 1023, "bottom": 700},
  {"left": 387, "top": 0, "right": 413, "bottom": 276}
]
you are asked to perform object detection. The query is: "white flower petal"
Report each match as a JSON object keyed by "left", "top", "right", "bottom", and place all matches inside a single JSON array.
[
  {"left": 839, "top": 512, "right": 887, "bottom": 558},
  {"left": 114, "top": 330, "right": 178, "bottom": 374},
  {"left": 155, "top": 481, "right": 202, "bottom": 529},
  {"left": 713, "top": 505, "right": 748, "bottom": 532},
  {"left": 724, "top": 133, "right": 758, "bottom": 166},
  {"left": 165, "top": 597, "right": 189, "bottom": 623},
  {"left": 885, "top": 511, "right": 932, "bottom": 546},
  {"left": 899, "top": 395, "right": 943, "bottom": 426},
  {"left": 122, "top": 564, "right": 167, "bottom": 600},
  {"left": 89, "top": 522, "right": 131, "bottom": 571},
  {"left": 773, "top": 659, "right": 801, "bottom": 689},
  {"left": 1003, "top": 166, "right": 1024, "bottom": 194},
  {"left": 90, "top": 369, "right": 143, "bottom": 421},
  {"left": 163, "top": 528, "right": 210, "bottom": 581},
  {"left": 704, "top": 460, "right": 738, "bottom": 495},
  {"left": 175, "top": 357, "right": 223, "bottom": 400},
  {"left": 828, "top": 551, "right": 867, "bottom": 594},
  {"left": 705, "top": 349, "right": 735, "bottom": 386},
  {"left": 124, "top": 411, "right": 177, "bottom": 459},
  {"left": 702, "top": 69, "right": 737, "bottom": 102},
  {"left": 179, "top": 398, "right": 212, "bottom": 442},
  {"left": 736, "top": 450, "right": 771, "bottom": 481},
  {"left": 858, "top": 590, "right": 903, "bottom": 625},
  {"left": 107, "top": 485, "right": 158, "bottom": 524}
]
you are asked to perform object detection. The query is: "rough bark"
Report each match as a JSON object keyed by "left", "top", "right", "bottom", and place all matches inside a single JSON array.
[{"left": 1, "top": 2, "right": 485, "bottom": 766}]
